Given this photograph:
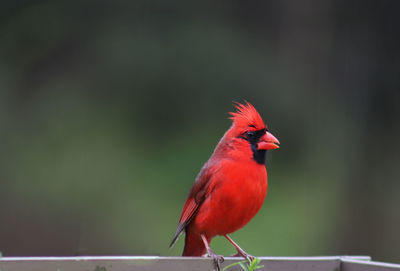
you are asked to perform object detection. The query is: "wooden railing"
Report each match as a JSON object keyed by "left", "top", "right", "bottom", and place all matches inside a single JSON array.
[{"left": 1, "top": 256, "right": 400, "bottom": 271}]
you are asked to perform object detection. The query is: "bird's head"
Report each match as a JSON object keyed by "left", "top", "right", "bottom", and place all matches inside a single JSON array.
[{"left": 223, "top": 102, "right": 280, "bottom": 164}]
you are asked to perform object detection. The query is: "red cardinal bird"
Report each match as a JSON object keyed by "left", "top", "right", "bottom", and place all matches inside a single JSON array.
[{"left": 170, "top": 102, "right": 279, "bottom": 269}]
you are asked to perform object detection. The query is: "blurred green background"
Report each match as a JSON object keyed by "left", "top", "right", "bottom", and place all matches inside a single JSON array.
[{"left": 1, "top": 0, "right": 399, "bottom": 264}]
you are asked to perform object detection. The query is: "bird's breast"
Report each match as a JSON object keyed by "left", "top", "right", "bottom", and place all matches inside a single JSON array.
[{"left": 193, "top": 159, "right": 268, "bottom": 236}]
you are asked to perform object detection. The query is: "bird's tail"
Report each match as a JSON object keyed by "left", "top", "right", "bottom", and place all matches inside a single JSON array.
[{"left": 183, "top": 230, "right": 207, "bottom": 256}]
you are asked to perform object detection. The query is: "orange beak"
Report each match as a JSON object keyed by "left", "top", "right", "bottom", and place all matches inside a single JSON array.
[{"left": 257, "top": 131, "right": 280, "bottom": 150}]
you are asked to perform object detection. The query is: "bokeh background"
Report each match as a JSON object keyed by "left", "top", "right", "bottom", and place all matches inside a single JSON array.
[{"left": 1, "top": 0, "right": 399, "bottom": 264}]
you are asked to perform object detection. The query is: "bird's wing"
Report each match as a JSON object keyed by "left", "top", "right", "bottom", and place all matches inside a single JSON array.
[{"left": 169, "top": 162, "right": 218, "bottom": 248}]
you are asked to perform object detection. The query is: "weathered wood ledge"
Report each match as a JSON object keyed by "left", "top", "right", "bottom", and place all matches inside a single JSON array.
[{"left": 1, "top": 255, "right": 400, "bottom": 271}]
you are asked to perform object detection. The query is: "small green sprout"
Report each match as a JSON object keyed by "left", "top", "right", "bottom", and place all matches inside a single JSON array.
[{"left": 222, "top": 256, "right": 264, "bottom": 271}]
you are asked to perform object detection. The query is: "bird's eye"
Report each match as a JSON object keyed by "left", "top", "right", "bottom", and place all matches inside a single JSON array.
[
  {"left": 246, "top": 131, "right": 255, "bottom": 138},
  {"left": 238, "top": 130, "right": 259, "bottom": 141}
]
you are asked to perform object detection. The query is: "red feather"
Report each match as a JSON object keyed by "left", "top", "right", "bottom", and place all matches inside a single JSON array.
[{"left": 229, "top": 101, "right": 266, "bottom": 130}]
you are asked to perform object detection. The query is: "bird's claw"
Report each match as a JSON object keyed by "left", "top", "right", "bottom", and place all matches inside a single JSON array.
[
  {"left": 213, "top": 255, "right": 224, "bottom": 271},
  {"left": 204, "top": 250, "right": 224, "bottom": 271},
  {"left": 231, "top": 251, "right": 255, "bottom": 262}
]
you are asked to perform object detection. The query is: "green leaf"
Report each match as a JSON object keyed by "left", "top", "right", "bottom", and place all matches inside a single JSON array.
[
  {"left": 221, "top": 257, "right": 263, "bottom": 271},
  {"left": 239, "top": 262, "right": 248, "bottom": 271},
  {"left": 246, "top": 257, "right": 264, "bottom": 271}
]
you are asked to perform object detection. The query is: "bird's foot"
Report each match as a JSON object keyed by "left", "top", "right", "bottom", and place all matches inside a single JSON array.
[
  {"left": 231, "top": 249, "right": 255, "bottom": 261},
  {"left": 224, "top": 234, "right": 254, "bottom": 262},
  {"left": 203, "top": 249, "right": 224, "bottom": 271}
]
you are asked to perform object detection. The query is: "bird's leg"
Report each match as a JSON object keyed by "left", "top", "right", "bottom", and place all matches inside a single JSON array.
[
  {"left": 201, "top": 234, "right": 224, "bottom": 271},
  {"left": 224, "top": 234, "right": 255, "bottom": 261}
]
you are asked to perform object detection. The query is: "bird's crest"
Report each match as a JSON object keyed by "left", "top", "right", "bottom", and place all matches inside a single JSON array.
[{"left": 229, "top": 102, "right": 265, "bottom": 129}]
